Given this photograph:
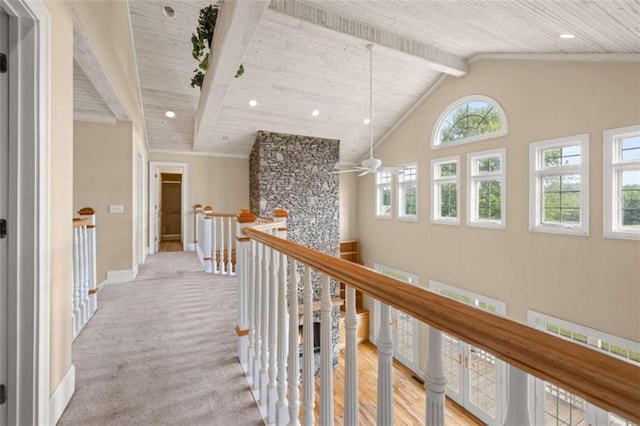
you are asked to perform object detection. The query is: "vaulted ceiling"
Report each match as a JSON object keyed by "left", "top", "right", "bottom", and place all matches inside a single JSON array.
[{"left": 75, "top": 0, "right": 640, "bottom": 164}]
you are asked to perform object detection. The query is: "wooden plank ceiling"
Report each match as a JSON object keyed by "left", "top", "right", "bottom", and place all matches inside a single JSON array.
[
  {"left": 121, "top": 0, "right": 640, "bottom": 163},
  {"left": 73, "top": 60, "right": 116, "bottom": 123}
]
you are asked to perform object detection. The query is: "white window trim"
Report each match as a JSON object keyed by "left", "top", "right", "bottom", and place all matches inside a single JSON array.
[
  {"left": 431, "top": 94, "right": 508, "bottom": 150},
  {"left": 529, "top": 134, "right": 589, "bottom": 236},
  {"left": 375, "top": 170, "right": 393, "bottom": 220},
  {"left": 603, "top": 124, "right": 640, "bottom": 240},
  {"left": 431, "top": 156, "right": 460, "bottom": 225},
  {"left": 397, "top": 163, "right": 418, "bottom": 222},
  {"left": 467, "top": 148, "right": 506, "bottom": 229}
]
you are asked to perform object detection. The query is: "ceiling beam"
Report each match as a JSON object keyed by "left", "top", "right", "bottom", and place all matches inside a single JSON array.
[
  {"left": 73, "top": 16, "right": 129, "bottom": 122},
  {"left": 193, "top": 0, "right": 271, "bottom": 151},
  {"left": 269, "top": 0, "right": 468, "bottom": 77}
]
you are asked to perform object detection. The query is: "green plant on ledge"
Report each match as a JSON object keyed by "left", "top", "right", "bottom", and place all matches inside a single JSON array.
[{"left": 191, "top": 2, "right": 244, "bottom": 89}]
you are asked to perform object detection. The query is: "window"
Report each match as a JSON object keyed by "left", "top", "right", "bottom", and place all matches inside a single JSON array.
[
  {"left": 376, "top": 170, "right": 393, "bottom": 219},
  {"left": 529, "top": 134, "right": 589, "bottom": 236},
  {"left": 604, "top": 125, "right": 640, "bottom": 240},
  {"left": 432, "top": 156, "right": 460, "bottom": 225},
  {"left": 467, "top": 148, "right": 506, "bottom": 229},
  {"left": 397, "top": 164, "right": 418, "bottom": 221},
  {"left": 432, "top": 95, "right": 507, "bottom": 148}
]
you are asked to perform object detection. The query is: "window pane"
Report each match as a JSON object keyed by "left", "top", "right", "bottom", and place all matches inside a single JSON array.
[
  {"left": 437, "top": 100, "right": 503, "bottom": 144},
  {"left": 403, "top": 185, "right": 417, "bottom": 216},
  {"left": 378, "top": 172, "right": 391, "bottom": 184},
  {"left": 400, "top": 166, "right": 417, "bottom": 182},
  {"left": 621, "top": 136, "right": 640, "bottom": 161},
  {"left": 478, "top": 156, "right": 501, "bottom": 173},
  {"left": 621, "top": 170, "right": 640, "bottom": 227},
  {"left": 378, "top": 186, "right": 391, "bottom": 216},
  {"left": 440, "top": 183, "right": 457, "bottom": 218},
  {"left": 478, "top": 180, "right": 501, "bottom": 220},
  {"left": 543, "top": 145, "right": 581, "bottom": 167},
  {"left": 542, "top": 175, "right": 581, "bottom": 225},
  {"left": 439, "top": 162, "right": 457, "bottom": 177}
]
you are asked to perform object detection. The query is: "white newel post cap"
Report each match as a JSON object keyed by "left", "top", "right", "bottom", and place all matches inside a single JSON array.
[{"left": 237, "top": 207, "right": 257, "bottom": 238}]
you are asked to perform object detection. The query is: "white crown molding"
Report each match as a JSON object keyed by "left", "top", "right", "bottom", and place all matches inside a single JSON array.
[
  {"left": 469, "top": 53, "right": 640, "bottom": 63},
  {"left": 149, "top": 148, "right": 248, "bottom": 159}
]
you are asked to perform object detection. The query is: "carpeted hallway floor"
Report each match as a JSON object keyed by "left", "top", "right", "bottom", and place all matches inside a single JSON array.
[{"left": 58, "top": 251, "right": 263, "bottom": 426}]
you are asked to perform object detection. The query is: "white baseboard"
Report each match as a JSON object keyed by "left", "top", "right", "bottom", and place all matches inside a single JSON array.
[
  {"left": 187, "top": 243, "right": 195, "bottom": 251},
  {"left": 106, "top": 268, "right": 137, "bottom": 284},
  {"left": 49, "top": 364, "right": 75, "bottom": 425}
]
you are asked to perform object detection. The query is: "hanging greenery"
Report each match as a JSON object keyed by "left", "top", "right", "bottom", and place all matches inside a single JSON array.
[{"left": 191, "top": 3, "right": 244, "bottom": 89}]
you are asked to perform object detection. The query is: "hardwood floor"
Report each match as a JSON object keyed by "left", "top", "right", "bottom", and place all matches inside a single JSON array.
[
  {"left": 158, "top": 240, "right": 182, "bottom": 252},
  {"left": 305, "top": 342, "right": 483, "bottom": 425}
]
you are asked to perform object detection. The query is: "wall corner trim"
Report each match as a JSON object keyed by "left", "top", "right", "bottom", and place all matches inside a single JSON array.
[{"left": 48, "top": 364, "right": 75, "bottom": 426}]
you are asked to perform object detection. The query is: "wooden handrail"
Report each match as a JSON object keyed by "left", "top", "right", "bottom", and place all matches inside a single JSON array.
[
  {"left": 243, "top": 227, "right": 640, "bottom": 423},
  {"left": 72, "top": 218, "right": 90, "bottom": 228}
]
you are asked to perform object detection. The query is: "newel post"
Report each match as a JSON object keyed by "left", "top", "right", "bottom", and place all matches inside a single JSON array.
[
  {"left": 203, "top": 206, "right": 213, "bottom": 273},
  {"left": 236, "top": 207, "right": 256, "bottom": 368},
  {"left": 274, "top": 209, "right": 288, "bottom": 240},
  {"left": 78, "top": 207, "right": 98, "bottom": 317},
  {"left": 193, "top": 204, "right": 202, "bottom": 250}
]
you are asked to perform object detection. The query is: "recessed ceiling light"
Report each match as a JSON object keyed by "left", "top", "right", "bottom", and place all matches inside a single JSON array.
[
  {"left": 364, "top": 118, "right": 371, "bottom": 125},
  {"left": 559, "top": 33, "right": 576, "bottom": 39},
  {"left": 249, "top": 99, "right": 258, "bottom": 107},
  {"left": 165, "top": 110, "right": 176, "bottom": 118},
  {"left": 162, "top": 6, "right": 175, "bottom": 18},
  {"left": 312, "top": 110, "right": 320, "bottom": 117}
]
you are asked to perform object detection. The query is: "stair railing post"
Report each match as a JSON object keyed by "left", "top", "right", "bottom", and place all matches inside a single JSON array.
[
  {"left": 503, "top": 365, "right": 532, "bottom": 425},
  {"left": 425, "top": 326, "right": 447, "bottom": 426},
  {"left": 193, "top": 204, "right": 202, "bottom": 252},
  {"left": 301, "top": 266, "right": 314, "bottom": 426},
  {"left": 320, "top": 274, "right": 334, "bottom": 426},
  {"left": 344, "top": 285, "right": 359, "bottom": 425},
  {"left": 227, "top": 216, "right": 233, "bottom": 275},
  {"left": 276, "top": 250, "right": 289, "bottom": 426},
  {"left": 203, "top": 206, "right": 213, "bottom": 273},
  {"left": 260, "top": 243, "right": 270, "bottom": 406},
  {"left": 79, "top": 223, "right": 89, "bottom": 327},
  {"left": 377, "top": 302, "right": 394, "bottom": 425},
  {"left": 236, "top": 208, "right": 256, "bottom": 369},
  {"left": 253, "top": 241, "right": 263, "bottom": 392},
  {"left": 267, "top": 238, "right": 279, "bottom": 423},
  {"left": 247, "top": 239, "right": 257, "bottom": 385},
  {"left": 218, "top": 215, "right": 224, "bottom": 274},
  {"left": 78, "top": 208, "right": 98, "bottom": 317},
  {"left": 287, "top": 260, "right": 300, "bottom": 426},
  {"left": 71, "top": 222, "right": 82, "bottom": 337}
]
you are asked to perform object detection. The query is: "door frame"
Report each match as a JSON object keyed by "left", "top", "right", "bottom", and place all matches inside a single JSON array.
[
  {"left": 0, "top": 0, "right": 50, "bottom": 424},
  {"left": 137, "top": 149, "right": 146, "bottom": 265},
  {"left": 148, "top": 161, "right": 189, "bottom": 254}
]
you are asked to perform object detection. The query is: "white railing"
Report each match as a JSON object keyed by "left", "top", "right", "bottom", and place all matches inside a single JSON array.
[
  {"left": 72, "top": 207, "right": 98, "bottom": 339},
  {"left": 194, "top": 204, "right": 237, "bottom": 275},
  {"left": 234, "top": 210, "right": 639, "bottom": 426}
]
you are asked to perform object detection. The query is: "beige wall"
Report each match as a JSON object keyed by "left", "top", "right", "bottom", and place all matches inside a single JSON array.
[
  {"left": 358, "top": 59, "right": 640, "bottom": 368},
  {"left": 74, "top": 121, "right": 134, "bottom": 283},
  {"left": 46, "top": 0, "right": 146, "bottom": 393},
  {"left": 46, "top": 0, "right": 75, "bottom": 396},
  {"left": 148, "top": 153, "right": 249, "bottom": 244}
]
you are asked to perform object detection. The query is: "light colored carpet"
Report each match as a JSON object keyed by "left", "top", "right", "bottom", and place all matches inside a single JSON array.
[{"left": 58, "top": 251, "right": 263, "bottom": 426}]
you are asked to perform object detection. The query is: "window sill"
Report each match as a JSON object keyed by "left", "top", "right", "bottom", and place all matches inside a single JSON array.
[
  {"left": 604, "top": 230, "right": 640, "bottom": 241},
  {"left": 431, "top": 218, "right": 460, "bottom": 226},
  {"left": 397, "top": 216, "right": 418, "bottom": 223},
  {"left": 529, "top": 224, "right": 589, "bottom": 237},
  {"left": 467, "top": 220, "right": 505, "bottom": 230}
]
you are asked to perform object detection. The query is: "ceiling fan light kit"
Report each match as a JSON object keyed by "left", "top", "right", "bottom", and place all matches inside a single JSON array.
[{"left": 334, "top": 44, "right": 403, "bottom": 177}]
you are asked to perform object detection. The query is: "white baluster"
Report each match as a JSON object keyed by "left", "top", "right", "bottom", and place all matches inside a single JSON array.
[
  {"left": 221, "top": 216, "right": 227, "bottom": 274},
  {"left": 247, "top": 240, "right": 256, "bottom": 385},
  {"left": 503, "top": 365, "right": 532, "bottom": 425},
  {"left": 377, "top": 303, "right": 394, "bottom": 425},
  {"left": 81, "top": 225, "right": 90, "bottom": 326},
  {"left": 77, "top": 224, "right": 87, "bottom": 329},
  {"left": 72, "top": 226, "right": 81, "bottom": 337},
  {"left": 302, "top": 266, "right": 314, "bottom": 426},
  {"left": 260, "top": 244, "right": 270, "bottom": 406},
  {"left": 203, "top": 215, "right": 212, "bottom": 273},
  {"left": 213, "top": 216, "right": 219, "bottom": 274},
  {"left": 320, "top": 274, "right": 334, "bottom": 426},
  {"left": 425, "top": 327, "right": 446, "bottom": 426},
  {"left": 267, "top": 244, "right": 279, "bottom": 423},
  {"left": 253, "top": 242, "right": 263, "bottom": 392},
  {"left": 288, "top": 260, "right": 300, "bottom": 426},
  {"left": 344, "top": 286, "right": 359, "bottom": 425},
  {"left": 276, "top": 251, "right": 289, "bottom": 425},
  {"left": 82, "top": 209, "right": 97, "bottom": 317},
  {"left": 227, "top": 217, "right": 234, "bottom": 275}
]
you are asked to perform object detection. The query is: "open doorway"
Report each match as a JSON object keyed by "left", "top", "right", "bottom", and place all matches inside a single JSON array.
[
  {"left": 159, "top": 173, "right": 182, "bottom": 251},
  {"left": 148, "top": 161, "right": 189, "bottom": 255}
]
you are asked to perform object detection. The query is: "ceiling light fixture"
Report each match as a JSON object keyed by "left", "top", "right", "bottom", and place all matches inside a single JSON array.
[
  {"left": 249, "top": 99, "right": 258, "bottom": 107},
  {"left": 162, "top": 6, "right": 175, "bottom": 18},
  {"left": 312, "top": 110, "right": 320, "bottom": 117},
  {"left": 364, "top": 118, "right": 371, "bottom": 125},
  {"left": 559, "top": 33, "right": 576, "bottom": 39},
  {"left": 165, "top": 110, "right": 176, "bottom": 118}
]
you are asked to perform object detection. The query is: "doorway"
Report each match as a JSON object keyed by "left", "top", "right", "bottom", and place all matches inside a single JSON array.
[
  {"left": 159, "top": 173, "right": 182, "bottom": 251},
  {"left": 0, "top": 8, "right": 8, "bottom": 425},
  {"left": 148, "top": 161, "right": 189, "bottom": 254}
]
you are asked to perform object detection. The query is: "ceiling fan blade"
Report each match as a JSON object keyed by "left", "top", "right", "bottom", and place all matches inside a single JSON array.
[
  {"left": 357, "top": 170, "right": 371, "bottom": 177},
  {"left": 331, "top": 169, "right": 361, "bottom": 174}
]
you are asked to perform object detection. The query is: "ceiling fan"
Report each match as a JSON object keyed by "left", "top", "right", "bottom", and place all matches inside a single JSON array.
[{"left": 333, "top": 44, "right": 404, "bottom": 177}]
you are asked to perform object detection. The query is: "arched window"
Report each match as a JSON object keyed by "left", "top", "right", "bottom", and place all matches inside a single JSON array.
[{"left": 433, "top": 95, "right": 507, "bottom": 148}]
